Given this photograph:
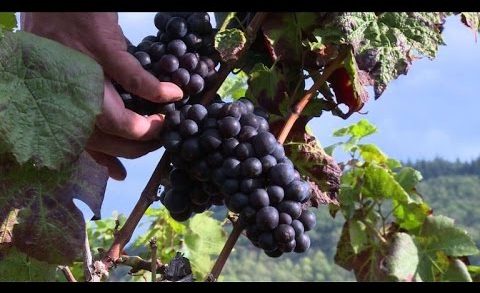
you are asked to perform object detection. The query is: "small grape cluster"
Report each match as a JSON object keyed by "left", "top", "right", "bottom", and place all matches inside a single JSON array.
[
  {"left": 118, "top": 12, "right": 219, "bottom": 115},
  {"left": 159, "top": 98, "right": 316, "bottom": 257}
]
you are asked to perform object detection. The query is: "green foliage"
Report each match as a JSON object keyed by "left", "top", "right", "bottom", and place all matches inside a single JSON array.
[
  {"left": 0, "top": 248, "right": 58, "bottom": 281},
  {"left": 217, "top": 71, "right": 248, "bottom": 100},
  {"left": 215, "top": 28, "right": 246, "bottom": 62},
  {"left": 0, "top": 13, "right": 17, "bottom": 35}
]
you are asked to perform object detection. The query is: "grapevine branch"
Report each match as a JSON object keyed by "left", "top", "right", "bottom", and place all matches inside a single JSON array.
[
  {"left": 102, "top": 153, "right": 171, "bottom": 268},
  {"left": 277, "top": 47, "right": 349, "bottom": 144},
  {"left": 58, "top": 266, "right": 77, "bottom": 282},
  {"left": 201, "top": 12, "right": 269, "bottom": 105},
  {"left": 116, "top": 255, "right": 165, "bottom": 274},
  {"left": 83, "top": 229, "right": 100, "bottom": 282}
]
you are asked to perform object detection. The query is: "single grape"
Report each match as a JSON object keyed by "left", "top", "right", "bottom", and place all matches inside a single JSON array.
[
  {"left": 165, "top": 17, "right": 188, "bottom": 38},
  {"left": 187, "top": 73, "right": 204, "bottom": 94},
  {"left": 279, "top": 213, "right": 293, "bottom": 225},
  {"left": 154, "top": 12, "right": 171, "bottom": 31},
  {"left": 134, "top": 51, "right": 151, "bottom": 68},
  {"left": 278, "top": 239, "right": 296, "bottom": 253},
  {"left": 219, "top": 103, "right": 242, "bottom": 119},
  {"left": 163, "top": 189, "right": 189, "bottom": 214},
  {"left": 249, "top": 188, "right": 270, "bottom": 209},
  {"left": 194, "top": 60, "right": 209, "bottom": 78},
  {"left": 276, "top": 200, "right": 302, "bottom": 219},
  {"left": 274, "top": 224, "right": 295, "bottom": 243},
  {"left": 171, "top": 68, "right": 190, "bottom": 87},
  {"left": 238, "top": 126, "right": 258, "bottom": 142},
  {"left": 179, "top": 119, "right": 198, "bottom": 137},
  {"left": 180, "top": 137, "right": 202, "bottom": 161},
  {"left": 285, "top": 180, "right": 311, "bottom": 203},
  {"left": 200, "top": 56, "right": 215, "bottom": 70},
  {"left": 291, "top": 219, "right": 304, "bottom": 236},
  {"left": 241, "top": 158, "right": 263, "bottom": 178},
  {"left": 267, "top": 185, "right": 284, "bottom": 205},
  {"left": 163, "top": 131, "right": 182, "bottom": 151},
  {"left": 240, "top": 178, "right": 264, "bottom": 194},
  {"left": 260, "top": 155, "right": 277, "bottom": 173},
  {"left": 258, "top": 232, "right": 277, "bottom": 251},
  {"left": 180, "top": 104, "right": 192, "bottom": 119},
  {"left": 158, "top": 54, "right": 180, "bottom": 73},
  {"left": 256, "top": 206, "right": 279, "bottom": 230},
  {"left": 294, "top": 233, "right": 310, "bottom": 253},
  {"left": 234, "top": 143, "right": 255, "bottom": 161},
  {"left": 269, "top": 163, "right": 295, "bottom": 187},
  {"left": 161, "top": 103, "right": 176, "bottom": 115},
  {"left": 226, "top": 192, "right": 249, "bottom": 213},
  {"left": 298, "top": 209, "right": 316, "bottom": 231},
  {"left": 182, "top": 33, "right": 203, "bottom": 51},
  {"left": 179, "top": 52, "right": 199, "bottom": 71},
  {"left": 218, "top": 116, "right": 241, "bottom": 138},
  {"left": 271, "top": 143, "right": 286, "bottom": 160},
  {"left": 167, "top": 39, "right": 187, "bottom": 57},
  {"left": 252, "top": 131, "right": 277, "bottom": 156},
  {"left": 157, "top": 32, "right": 170, "bottom": 43},
  {"left": 240, "top": 113, "right": 259, "bottom": 129},
  {"left": 222, "top": 157, "right": 241, "bottom": 178},
  {"left": 207, "top": 102, "right": 223, "bottom": 118},
  {"left": 199, "top": 129, "right": 222, "bottom": 151},
  {"left": 221, "top": 138, "right": 239, "bottom": 156},
  {"left": 240, "top": 206, "right": 257, "bottom": 225},
  {"left": 186, "top": 104, "right": 208, "bottom": 123},
  {"left": 239, "top": 98, "right": 255, "bottom": 113},
  {"left": 257, "top": 117, "right": 270, "bottom": 132},
  {"left": 137, "top": 41, "right": 153, "bottom": 52},
  {"left": 170, "top": 208, "right": 193, "bottom": 222}
]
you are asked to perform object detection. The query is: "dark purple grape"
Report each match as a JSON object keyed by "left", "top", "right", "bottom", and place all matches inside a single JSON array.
[
  {"left": 291, "top": 220, "right": 305, "bottom": 236},
  {"left": 279, "top": 213, "right": 292, "bottom": 225},
  {"left": 179, "top": 52, "right": 199, "bottom": 71},
  {"left": 278, "top": 240, "right": 296, "bottom": 253},
  {"left": 157, "top": 32, "right": 170, "bottom": 43},
  {"left": 226, "top": 192, "right": 249, "bottom": 213},
  {"left": 134, "top": 51, "right": 151, "bottom": 68},
  {"left": 206, "top": 152, "right": 223, "bottom": 168},
  {"left": 260, "top": 155, "right": 277, "bottom": 173},
  {"left": 221, "top": 138, "right": 239, "bottom": 156},
  {"left": 219, "top": 103, "right": 242, "bottom": 119},
  {"left": 240, "top": 206, "right": 257, "bottom": 225},
  {"left": 212, "top": 168, "right": 226, "bottom": 186},
  {"left": 194, "top": 60, "right": 209, "bottom": 78},
  {"left": 232, "top": 101, "right": 248, "bottom": 115},
  {"left": 294, "top": 170, "right": 301, "bottom": 180},
  {"left": 274, "top": 224, "right": 295, "bottom": 243},
  {"left": 158, "top": 54, "right": 179, "bottom": 73},
  {"left": 254, "top": 107, "right": 269, "bottom": 120},
  {"left": 137, "top": 41, "right": 153, "bottom": 52},
  {"left": 167, "top": 39, "right": 187, "bottom": 57},
  {"left": 182, "top": 33, "right": 203, "bottom": 51},
  {"left": 170, "top": 208, "right": 193, "bottom": 222},
  {"left": 163, "top": 189, "right": 189, "bottom": 214},
  {"left": 218, "top": 117, "right": 241, "bottom": 138},
  {"left": 249, "top": 188, "right": 269, "bottom": 208},
  {"left": 285, "top": 180, "right": 311, "bottom": 203},
  {"left": 161, "top": 103, "right": 176, "bottom": 114},
  {"left": 186, "top": 104, "right": 208, "bottom": 123},
  {"left": 203, "top": 117, "right": 217, "bottom": 129},
  {"left": 294, "top": 233, "right": 310, "bottom": 253},
  {"left": 241, "top": 158, "right": 263, "bottom": 178},
  {"left": 207, "top": 102, "right": 223, "bottom": 118},
  {"left": 142, "top": 35, "right": 158, "bottom": 42},
  {"left": 187, "top": 13, "right": 212, "bottom": 35},
  {"left": 267, "top": 185, "right": 284, "bottom": 204},
  {"left": 257, "top": 117, "right": 270, "bottom": 132},
  {"left": 265, "top": 249, "right": 283, "bottom": 258},
  {"left": 252, "top": 131, "right": 277, "bottom": 156},
  {"left": 239, "top": 98, "right": 255, "bottom": 113},
  {"left": 200, "top": 129, "right": 222, "bottom": 151},
  {"left": 165, "top": 110, "right": 181, "bottom": 129},
  {"left": 190, "top": 160, "right": 210, "bottom": 182},
  {"left": 298, "top": 210, "right": 316, "bottom": 231},
  {"left": 187, "top": 73, "right": 204, "bottom": 94},
  {"left": 276, "top": 200, "right": 302, "bottom": 219},
  {"left": 180, "top": 137, "right": 201, "bottom": 161},
  {"left": 256, "top": 207, "right": 279, "bottom": 231},
  {"left": 171, "top": 68, "right": 190, "bottom": 87},
  {"left": 271, "top": 143, "right": 286, "bottom": 160},
  {"left": 240, "top": 113, "right": 259, "bottom": 129},
  {"left": 277, "top": 157, "right": 294, "bottom": 168},
  {"left": 127, "top": 44, "right": 137, "bottom": 54},
  {"left": 234, "top": 143, "right": 255, "bottom": 161},
  {"left": 163, "top": 131, "right": 182, "bottom": 151},
  {"left": 258, "top": 232, "right": 277, "bottom": 251},
  {"left": 154, "top": 12, "right": 171, "bottom": 31},
  {"left": 240, "top": 178, "right": 264, "bottom": 194},
  {"left": 179, "top": 119, "right": 198, "bottom": 137},
  {"left": 238, "top": 126, "right": 258, "bottom": 142},
  {"left": 169, "top": 169, "right": 193, "bottom": 190},
  {"left": 222, "top": 157, "right": 241, "bottom": 177},
  {"left": 200, "top": 56, "right": 215, "bottom": 70},
  {"left": 165, "top": 17, "right": 188, "bottom": 38},
  {"left": 269, "top": 163, "right": 295, "bottom": 187},
  {"left": 221, "top": 179, "right": 239, "bottom": 195}
]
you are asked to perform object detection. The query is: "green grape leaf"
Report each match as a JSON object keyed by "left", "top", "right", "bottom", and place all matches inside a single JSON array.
[
  {"left": 361, "top": 164, "right": 411, "bottom": 203},
  {"left": 215, "top": 28, "right": 246, "bottom": 62},
  {"left": 0, "top": 13, "right": 17, "bottom": 33},
  {"left": 333, "top": 118, "right": 377, "bottom": 139},
  {"left": 395, "top": 167, "right": 423, "bottom": 192},
  {"left": 468, "top": 265, "right": 480, "bottom": 282},
  {"left": 314, "top": 12, "right": 446, "bottom": 98},
  {"left": 358, "top": 143, "right": 388, "bottom": 164},
  {"left": 183, "top": 212, "right": 226, "bottom": 279},
  {"left": 218, "top": 71, "right": 248, "bottom": 100},
  {"left": 283, "top": 131, "right": 341, "bottom": 207},
  {"left": 0, "top": 152, "right": 108, "bottom": 264},
  {"left": 334, "top": 221, "right": 356, "bottom": 271},
  {"left": 393, "top": 199, "right": 431, "bottom": 231},
  {"left": 0, "top": 31, "right": 103, "bottom": 169},
  {"left": 416, "top": 215, "right": 479, "bottom": 257},
  {"left": 0, "top": 248, "right": 57, "bottom": 281},
  {"left": 348, "top": 219, "right": 368, "bottom": 254},
  {"left": 383, "top": 232, "right": 419, "bottom": 281}
]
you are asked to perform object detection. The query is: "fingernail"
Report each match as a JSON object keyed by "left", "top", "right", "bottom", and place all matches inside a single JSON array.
[{"left": 159, "top": 82, "right": 184, "bottom": 100}]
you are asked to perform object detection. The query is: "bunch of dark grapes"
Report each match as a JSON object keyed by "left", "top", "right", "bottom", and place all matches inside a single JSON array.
[
  {"left": 117, "top": 12, "right": 219, "bottom": 115},
  {"left": 159, "top": 97, "right": 316, "bottom": 257}
]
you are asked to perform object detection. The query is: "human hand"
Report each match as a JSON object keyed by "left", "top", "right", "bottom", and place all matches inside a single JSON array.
[{"left": 21, "top": 12, "right": 184, "bottom": 180}]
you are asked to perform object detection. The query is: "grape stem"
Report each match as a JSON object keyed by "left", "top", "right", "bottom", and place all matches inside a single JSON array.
[
  {"left": 205, "top": 220, "right": 245, "bottom": 282},
  {"left": 201, "top": 12, "right": 269, "bottom": 105},
  {"left": 219, "top": 12, "right": 237, "bottom": 32},
  {"left": 116, "top": 255, "right": 165, "bottom": 274},
  {"left": 150, "top": 238, "right": 158, "bottom": 282},
  {"left": 101, "top": 153, "right": 171, "bottom": 269},
  {"left": 58, "top": 265, "right": 77, "bottom": 282},
  {"left": 277, "top": 47, "right": 349, "bottom": 144}
]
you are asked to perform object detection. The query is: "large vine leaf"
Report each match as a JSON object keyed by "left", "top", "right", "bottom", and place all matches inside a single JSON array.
[
  {"left": 383, "top": 232, "right": 419, "bottom": 281},
  {"left": 0, "top": 248, "right": 57, "bottom": 281},
  {"left": 313, "top": 12, "right": 446, "bottom": 98},
  {"left": 0, "top": 31, "right": 103, "bottom": 169},
  {"left": 0, "top": 12, "right": 17, "bottom": 34},
  {"left": 0, "top": 151, "right": 108, "bottom": 264},
  {"left": 215, "top": 28, "right": 246, "bottom": 62}
]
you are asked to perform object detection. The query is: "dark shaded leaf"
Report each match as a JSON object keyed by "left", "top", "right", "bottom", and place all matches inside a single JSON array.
[{"left": 214, "top": 29, "right": 246, "bottom": 62}]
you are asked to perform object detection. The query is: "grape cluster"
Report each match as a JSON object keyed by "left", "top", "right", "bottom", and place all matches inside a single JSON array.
[
  {"left": 159, "top": 98, "right": 316, "bottom": 257},
  {"left": 117, "top": 12, "right": 219, "bottom": 115}
]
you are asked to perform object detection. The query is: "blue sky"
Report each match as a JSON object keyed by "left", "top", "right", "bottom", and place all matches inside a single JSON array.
[{"left": 72, "top": 13, "right": 480, "bottom": 220}]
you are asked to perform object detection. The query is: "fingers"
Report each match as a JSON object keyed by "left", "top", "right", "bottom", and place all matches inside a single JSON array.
[
  {"left": 101, "top": 50, "right": 183, "bottom": 102},
  {"left": 87, "top": 150, "right": 127, "bottom": 181},
  {"left": 96, "top": 81, "right": 166, "bottom": 141},
  {"left": 87, "top": 127, "right": 162, "bottom": 159}
]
